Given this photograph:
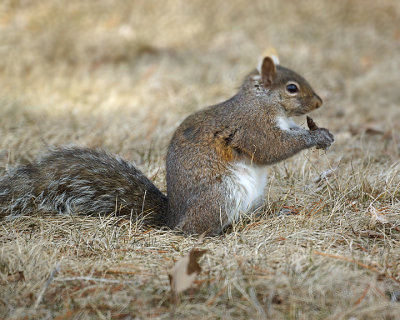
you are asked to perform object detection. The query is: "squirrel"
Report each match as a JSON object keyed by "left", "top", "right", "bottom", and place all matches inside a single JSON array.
[{"left": 0, "top": 56, "right": 334, "bottom": 236}]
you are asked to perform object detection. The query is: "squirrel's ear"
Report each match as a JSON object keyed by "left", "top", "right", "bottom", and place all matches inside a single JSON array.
[{"left": 261, "top": 57, "right": 277, "bottom": 86}]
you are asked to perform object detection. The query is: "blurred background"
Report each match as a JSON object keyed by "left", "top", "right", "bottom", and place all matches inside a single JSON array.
[{"left": 0, "top": 0, "right": 399, "bottom": 173}]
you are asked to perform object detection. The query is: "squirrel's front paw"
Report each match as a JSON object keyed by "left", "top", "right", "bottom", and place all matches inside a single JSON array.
[{"left": 312, "top": 128, "right": 334, "bottom": 150}]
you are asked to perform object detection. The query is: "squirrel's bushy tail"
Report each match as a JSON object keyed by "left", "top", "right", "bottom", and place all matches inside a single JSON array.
[{"left": 0, "top": 147, "right": 168, "bottom": 226}]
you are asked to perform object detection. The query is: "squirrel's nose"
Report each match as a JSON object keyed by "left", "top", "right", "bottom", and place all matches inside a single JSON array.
[{"left": 314, "top": 94, "right": 323, "bottom": 109}]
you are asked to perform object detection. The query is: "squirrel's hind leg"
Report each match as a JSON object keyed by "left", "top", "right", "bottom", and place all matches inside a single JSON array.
[{"left": 176, "top": 199, "right": 227, "bottom": 236}]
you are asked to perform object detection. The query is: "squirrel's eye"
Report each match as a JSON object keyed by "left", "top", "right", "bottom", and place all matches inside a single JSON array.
[{"left": 286, "top": 83, "right": 299, "bottom": 94}]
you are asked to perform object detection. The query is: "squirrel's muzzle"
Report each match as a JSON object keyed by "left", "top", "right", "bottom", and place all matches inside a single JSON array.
[{"left": 313, "top": 94, "right": 323, "bottom": 109}]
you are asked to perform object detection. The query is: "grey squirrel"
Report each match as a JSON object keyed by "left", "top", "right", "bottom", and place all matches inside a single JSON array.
[{"left": 0, "top": 56, "right": 334, "bottom": 236}]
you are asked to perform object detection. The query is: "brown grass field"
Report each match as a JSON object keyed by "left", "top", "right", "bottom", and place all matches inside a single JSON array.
[{"left": 1, "top": 0, "right": 400, "bottom": 319}]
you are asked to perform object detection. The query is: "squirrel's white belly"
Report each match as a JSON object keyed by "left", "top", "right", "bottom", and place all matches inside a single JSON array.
[{"left": 224, "top": 162, "right": 268, "bottom": 227}]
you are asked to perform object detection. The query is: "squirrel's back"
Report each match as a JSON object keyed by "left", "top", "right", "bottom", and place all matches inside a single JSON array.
[
  {"left": 0, "top": 56, "right": 334, "bottom": 236},
  {"left": 0, "top": 147, "right": 168, "bottom": 226}
]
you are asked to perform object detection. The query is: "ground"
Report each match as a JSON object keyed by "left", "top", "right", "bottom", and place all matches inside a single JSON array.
[{"left": 0, "top": 0, "right": 399, "bottom": 319}]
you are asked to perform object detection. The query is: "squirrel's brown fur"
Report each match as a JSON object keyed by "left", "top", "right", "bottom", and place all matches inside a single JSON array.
[{"left": 0, "top": 57, "right": 334, "bottom": 235}]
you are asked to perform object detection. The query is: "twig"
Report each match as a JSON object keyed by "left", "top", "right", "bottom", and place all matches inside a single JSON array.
[
  {"left": 34, "top": 262, "right": 61, "bottom": 309},
  {"left": 353, "top": 284, "right": 370, "bottom": 306},
  {"left": 206, "top": 286, "right": 227, "bottom": 306},
  {"left": 307, "top": 199, "right": 326, "bottom": 217},
  {"left": 53, "top": 276, "right": 138, "bottom": 284}
]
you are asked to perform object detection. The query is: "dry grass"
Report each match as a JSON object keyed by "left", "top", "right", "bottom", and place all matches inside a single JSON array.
[{"left": 1, "top": 0, "right": 400, "bottom": 319}]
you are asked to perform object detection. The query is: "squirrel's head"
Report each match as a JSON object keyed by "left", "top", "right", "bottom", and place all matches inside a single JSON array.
[{"left": 257, "top": 56, "right": 322, "bottom": 116}]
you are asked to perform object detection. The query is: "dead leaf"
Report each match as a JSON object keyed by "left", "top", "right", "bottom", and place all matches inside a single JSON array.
[
  {"left": 313, "top": 167, "right": 338, "bottom": 184},
  {"left": 277, "top": 207, "right": 299, "bottom": 216},
  {"left": 168, "top": 248, "right": 207, "bottom": 295},
  {"left": 272, "top": 293, "right": 284, "bottom": 304},
  {"left": 358, "top": 230, "right": 384, "bottom": 239},
  {"left": 360, "top": 55, "right": 374, "bottom": 70},
  {"left": 349, "top": 125, "right": 390, "bottom": 138},
  {"left": 391, "top": 291, "right": 400, "bottom": 302},
  {"left": 365, "top": 127, "right": 385, "bottom": 135},
  {"left": 369, "top": 205, "right": 389, "bottom": 224},
  {"left": 7, "top": 271, "right": 25, "bottom": 282}
]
